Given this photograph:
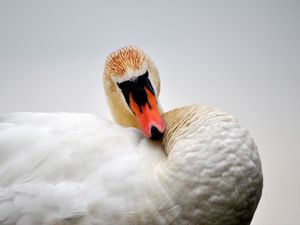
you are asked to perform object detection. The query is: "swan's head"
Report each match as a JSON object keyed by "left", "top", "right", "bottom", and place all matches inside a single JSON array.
[{"left": 103, "top": 46, "right": 165, "bottom": 140}]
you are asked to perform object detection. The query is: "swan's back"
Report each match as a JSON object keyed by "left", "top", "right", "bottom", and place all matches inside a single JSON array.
[{"left": 0, "top": 112, "right": 165, "bottom": 225}]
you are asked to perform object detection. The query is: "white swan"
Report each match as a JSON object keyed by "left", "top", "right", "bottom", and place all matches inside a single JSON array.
[{"left": 0, "top": 46, "right": 263, "bottom": 225}]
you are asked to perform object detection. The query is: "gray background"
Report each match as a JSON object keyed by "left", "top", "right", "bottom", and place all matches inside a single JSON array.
[{"left": 0, "top": 1, "right": 299, "bottom": 224}]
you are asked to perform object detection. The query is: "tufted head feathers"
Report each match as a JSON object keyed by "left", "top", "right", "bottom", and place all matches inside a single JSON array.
[{"left": 105, "top": 46, "right": 146, "bottom": 78}]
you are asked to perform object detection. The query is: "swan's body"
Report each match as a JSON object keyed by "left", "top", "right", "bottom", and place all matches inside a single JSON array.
[
  {"left": 0, "top": 47, "right": 263, "bottom": 225},
  {"left": 0, "top": 112, "right": 166, "bottom": 225}
]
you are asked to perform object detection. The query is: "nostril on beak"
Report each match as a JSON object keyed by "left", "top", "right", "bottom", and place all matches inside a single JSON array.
[{"left": 150, "top": 126, "right": 163, "bottom": 140}]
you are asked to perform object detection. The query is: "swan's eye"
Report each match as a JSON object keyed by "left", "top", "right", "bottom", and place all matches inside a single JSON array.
[{"left": 117, "top": 71, "right": 155, "bottom": 110}]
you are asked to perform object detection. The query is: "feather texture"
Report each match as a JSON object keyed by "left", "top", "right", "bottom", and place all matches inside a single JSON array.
[
  {"left": 0, "top": 112, "right": 166, "bottom": 224},
  {"left": 0, "top": 106, "right": 262, "bottom": 225}
]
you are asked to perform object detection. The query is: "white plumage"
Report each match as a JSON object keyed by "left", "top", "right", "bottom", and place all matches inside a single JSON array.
[
  {"left": 0, "top": 112, "right": 165, "bottom": 225},
  {"left": 0, "top": 47, "right": 263, "bottom": 225}
]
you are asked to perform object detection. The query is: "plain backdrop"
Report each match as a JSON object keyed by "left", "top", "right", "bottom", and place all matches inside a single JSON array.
[{"left": 0, "top": 1, "right": 299, "bottom": 224}]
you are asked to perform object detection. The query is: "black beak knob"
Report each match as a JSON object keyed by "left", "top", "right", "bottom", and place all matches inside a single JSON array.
[{"left": 150, "top": 126, "right": 163, "bottom": 140}]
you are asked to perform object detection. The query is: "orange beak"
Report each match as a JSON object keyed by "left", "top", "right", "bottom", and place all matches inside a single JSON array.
[{"left": 129, "top": 88, "right": 165, "bottom": 140}]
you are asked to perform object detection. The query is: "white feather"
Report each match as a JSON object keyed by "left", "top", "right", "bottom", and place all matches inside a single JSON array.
[
  {"left": 0, "top": 112, "right": 166, "bottom": 225},
  {"left": 0, "top": 107, "right": 262, "bottom": 225}
]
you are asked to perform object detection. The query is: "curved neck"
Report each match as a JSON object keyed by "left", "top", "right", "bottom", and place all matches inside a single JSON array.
[
  {"left": 153, "top": 105, "right": 262, "bottom": 225},
  {"left": 162, "top": 106, "right": 199, "bottom": 154}
]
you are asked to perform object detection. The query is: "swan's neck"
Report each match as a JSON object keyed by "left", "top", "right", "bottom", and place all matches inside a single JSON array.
[
  {"left": 162, "top": 105, "right": 202, "bottom": 155},
  {"left": 150, "top": 105, "right": 262, "bottom": 225}
]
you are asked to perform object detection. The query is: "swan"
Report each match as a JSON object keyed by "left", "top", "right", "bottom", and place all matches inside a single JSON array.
[{"left": 0, "top": 46, "right": 263, "bottom": 225}]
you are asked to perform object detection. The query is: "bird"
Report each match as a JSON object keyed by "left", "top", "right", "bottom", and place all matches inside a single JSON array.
[{"left": 0, "top": 46, "right": 263, "bottom": 225}]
